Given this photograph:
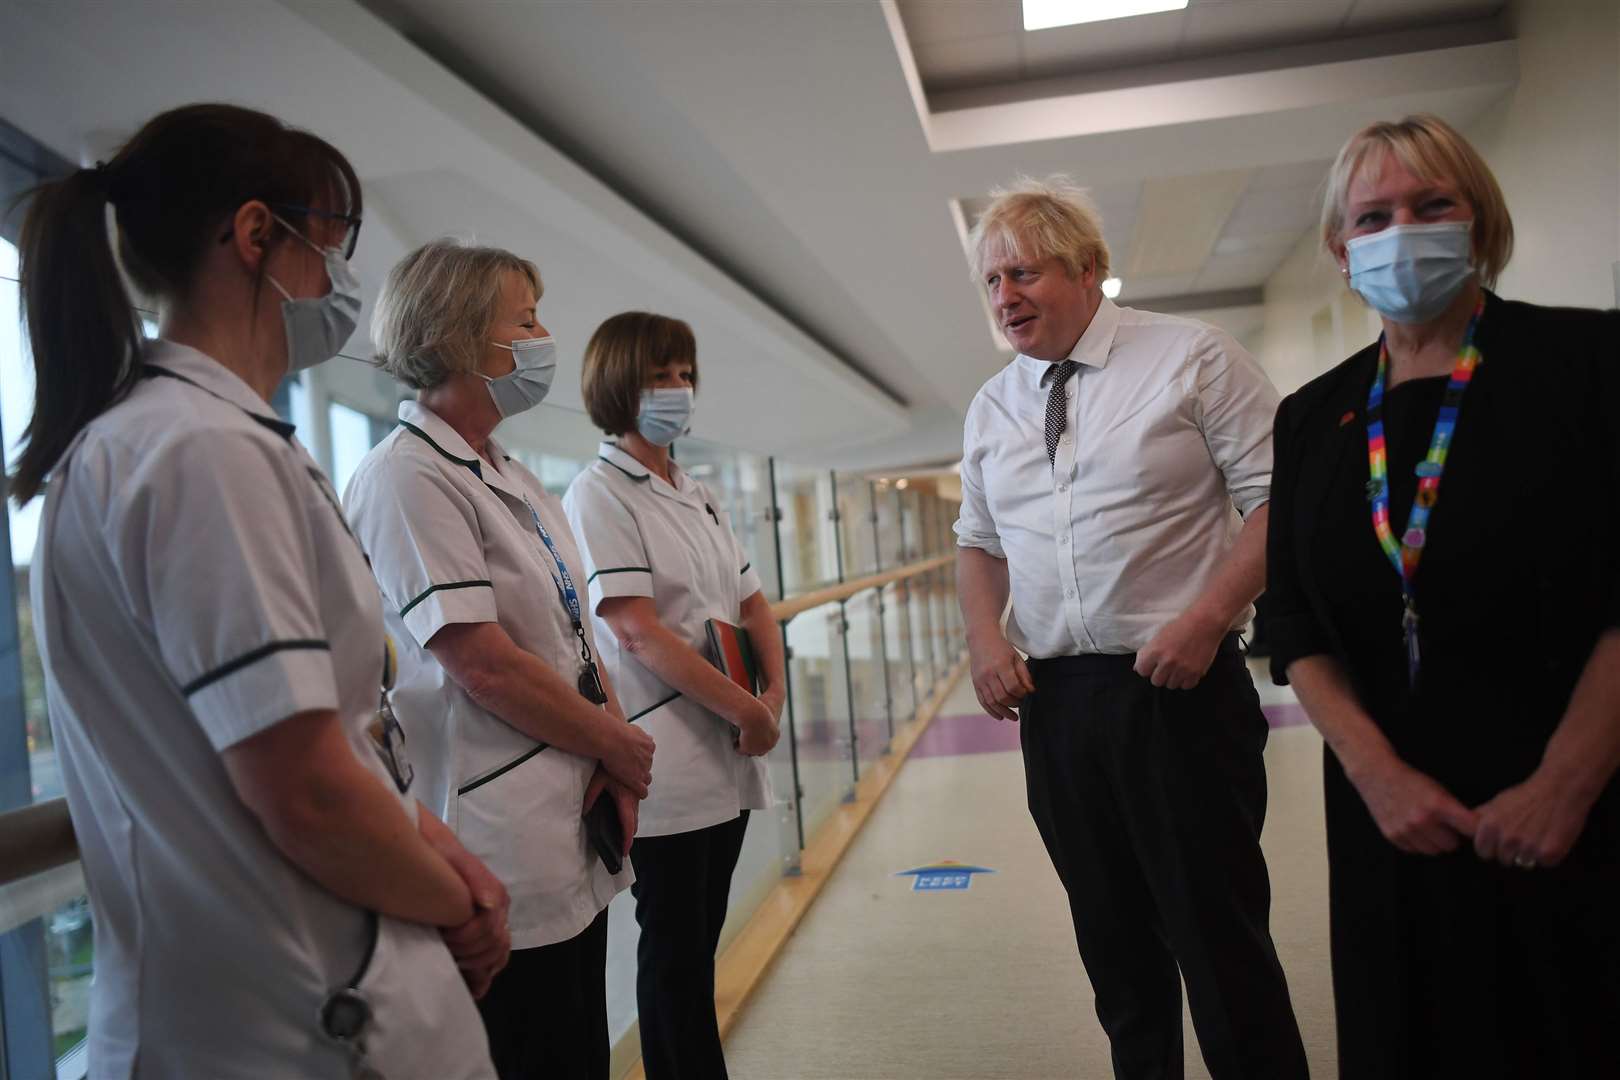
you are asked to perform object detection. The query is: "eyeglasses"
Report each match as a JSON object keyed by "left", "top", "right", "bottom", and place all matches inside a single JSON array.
[{"left": 269, "top": 202, "right": 363, "bottom": 260}]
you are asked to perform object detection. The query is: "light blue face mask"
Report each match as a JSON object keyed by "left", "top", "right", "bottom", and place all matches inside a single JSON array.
[
  {"left": 636, "top": 387, "right": 695, "bottom": 447},
  {"left": 266, "top": 214, "right": 362, "bottom": 372},
  {"left": 1346, "top": 221, "right": 1476, "bottom": 325},
  {"left": 481, "top": 336, "right": 558, "bottom": 418}
]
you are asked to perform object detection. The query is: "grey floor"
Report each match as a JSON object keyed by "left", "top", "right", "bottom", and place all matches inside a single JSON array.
[{"left": 724, "top": 671, "right": 1338, "bottom": 1079}]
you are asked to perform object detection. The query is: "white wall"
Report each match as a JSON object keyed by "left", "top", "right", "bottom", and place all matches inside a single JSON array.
[{"left": 1255, "top": 0, "right": 1620, "bottom": 395}]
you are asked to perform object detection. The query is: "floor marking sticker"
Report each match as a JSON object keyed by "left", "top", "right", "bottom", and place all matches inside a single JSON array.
[{"left": 896, "top": 860, "right": 996, "bottom": 892}]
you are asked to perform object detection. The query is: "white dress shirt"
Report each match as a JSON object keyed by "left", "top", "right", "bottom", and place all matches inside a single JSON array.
[
  {"left": 33, "top": 342, "right": 493, "bottom": 1079},
  {"left": 344, "top": 402, "right": 631, "bottom": 950},
  {"left": 955, "top": 298, "right": 1278, "bottom": 659},
  {"left": 563, "top": 442, "right": 772, "bottom": 838}
]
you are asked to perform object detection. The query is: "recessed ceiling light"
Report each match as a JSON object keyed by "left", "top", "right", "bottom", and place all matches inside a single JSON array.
[
  {"left": 1023, "top": 0, "right": 1189, "bottom": 32},
  {"left": 1102, "top": 277, "right": 1123, "bottom": 298}
]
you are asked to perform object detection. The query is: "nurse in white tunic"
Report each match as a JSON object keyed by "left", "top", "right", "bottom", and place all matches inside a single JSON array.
[
  {"left": 16, "top": 105, "right": 500, "bottom": 1079},
  {"left": 346, "top": 241, "right": 652, "bottom": 1080},
  {"left": 562, "top": 312, "right": 788, "bottom": 1080}
]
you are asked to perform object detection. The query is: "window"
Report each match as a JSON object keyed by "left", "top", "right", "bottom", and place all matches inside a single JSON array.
[
  {"left": 328, "top": 400, "right": 379, "bottom": 497},
  {"left": 1, "top": 115, "right": 94, "bottom": 1076}
]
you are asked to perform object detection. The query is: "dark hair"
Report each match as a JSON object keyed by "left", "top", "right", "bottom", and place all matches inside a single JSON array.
[
  {"left": 580, "top": 312, "right": 698, "bottom": 436},
  {"left": 11, "top": 103, "right": 361, "bottom": 503}
]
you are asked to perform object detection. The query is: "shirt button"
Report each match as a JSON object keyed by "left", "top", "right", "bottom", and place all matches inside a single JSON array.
[
  {"left": 1058, "top": 534, "right": 1069, "bottom": 546},
  {"left": 1057, "top": 483, "right": 1068, "bottom": 493},
  {"left": 1065, "top": 588, "right": 1076, "bottom": 599}
]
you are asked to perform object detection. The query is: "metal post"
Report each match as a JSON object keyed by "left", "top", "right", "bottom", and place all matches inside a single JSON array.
[
  {"left": 767, "top": 459, "right": 805, "bottom": 855},
  {"left": 829, "top": 475, "right": 860, "bottom": 791},
  {"left": 871, "top": 482, "right": 894, "bottom": 748}
]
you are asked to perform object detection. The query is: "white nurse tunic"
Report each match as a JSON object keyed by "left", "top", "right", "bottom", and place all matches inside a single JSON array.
[
  {"left": 563, "top": 441, "right": 772, "bottom": 838},
  {"left": 344, "top": 402, "right": 629, "bottom": 950},
  {"left": 30, "top": 341, "right": 493, "bottom": 1080}
]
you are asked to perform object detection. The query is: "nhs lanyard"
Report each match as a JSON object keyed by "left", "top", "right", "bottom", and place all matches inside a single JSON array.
[
  {"left": 1364, "top": 294, "right": 1484, "bottom": 687},
  {"left": 522, "top": 497, "right": 585, "bottom": 634}
]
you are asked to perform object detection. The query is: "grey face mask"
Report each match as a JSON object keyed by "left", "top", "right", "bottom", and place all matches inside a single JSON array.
[
  {"left": 266, "top": 214, "right": 362, "bottom": 372},
  {"left": 480, "top": 336, "right": 558, "bottom": 418}
]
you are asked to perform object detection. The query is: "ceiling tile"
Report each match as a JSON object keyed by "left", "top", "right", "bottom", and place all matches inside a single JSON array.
[
  {"left": 1213, "top": 231, "right": 1301, "bottom": 256},
  {"left": 1244, "top": 158, "right": 1335, "bottom": 193},
  {"left": 1118, "top": 272, "right": 1201, "bottom": 301},
  {"left": 1342, "top": 0, "right": 1505, "bottom": 33},
  {"left": 1221, "top": 182, "right": 1322, "bottom": 238},
  {"left": 915, "top": 32, "right": 1024, "bottom": 89},
  {"left": 1180, "top": 0, "right": 1355, "bottom": 56},
  {"left": 897, "top": 0, "right": 1025, "bottom": 46},
  {"left": 1194, "top": 248, "right": 1293, "bottom": 291},
  {"left": 1020, "top": 8, "right": 1188, "bottom": 80},
  {"left": 1127, "top": 168, "right": 1251, "bottom": 277}
]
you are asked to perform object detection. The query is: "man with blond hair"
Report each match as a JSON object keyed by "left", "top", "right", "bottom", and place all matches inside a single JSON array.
[{"left": 955, "top": 176, "right": 1308, "bottom": 1080}]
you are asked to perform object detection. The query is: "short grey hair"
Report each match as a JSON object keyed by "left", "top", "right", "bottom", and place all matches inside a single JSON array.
[
  {"left": 371, "top": 238, "right": 543, "bottom": 390},
  {"left": 970, "top": 175, "right": 1111, "bottom": 282}
]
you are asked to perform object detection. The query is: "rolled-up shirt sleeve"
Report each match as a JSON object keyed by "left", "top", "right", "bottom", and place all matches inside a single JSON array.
[
  {"left": 1265, "top": 392, "right": 1336, "bottom": 684},
  {"left": 1192, "top": 329, "right": 1280, "bottom": 519},
  {"left": 954, "top": 395, "right": 1005, "bottom": 558}
]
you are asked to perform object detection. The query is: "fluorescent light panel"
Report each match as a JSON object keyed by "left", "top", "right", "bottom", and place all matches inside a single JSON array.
[{"left": 1023, "top": 0, "right": 1188, "bottom": 32}]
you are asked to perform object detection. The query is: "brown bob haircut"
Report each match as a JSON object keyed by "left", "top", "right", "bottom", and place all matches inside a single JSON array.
[{"left": 581, "top": 312, "right": 698, "bottom": 436}]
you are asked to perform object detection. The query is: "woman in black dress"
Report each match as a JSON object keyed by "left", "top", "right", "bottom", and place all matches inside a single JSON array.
[{"left": 1268, "top": 113, "right": 1620, "bottom": 1079}]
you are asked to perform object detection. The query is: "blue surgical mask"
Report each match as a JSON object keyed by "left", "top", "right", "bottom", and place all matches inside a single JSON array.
[
  {"left": 1346, "top": 221, "right": 1475, "bottom": 325},
  {"left": 481, "top": 336, "right": 558, "bottom": 418},
  {"left": 266, "top": 214, "right": 362, "bottom": 372},
  {"left": 637, "top": 387, "right": 695, "bottom": 447}
]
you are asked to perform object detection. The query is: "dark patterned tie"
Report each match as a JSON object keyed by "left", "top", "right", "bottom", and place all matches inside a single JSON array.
[{"left": 1044, "top": 359, "right": 1077, "bottom": 468}]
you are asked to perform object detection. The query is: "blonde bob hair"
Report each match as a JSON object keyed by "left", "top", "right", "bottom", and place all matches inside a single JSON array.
[
  {"left": 1321, "top": 114, "right": 1514, "bottom": 287},
  {"left": 969, "top": 175, "right": 1112, "bottom": 283},
  {"left": 372, "top": 239, "right": 543, "bottom": 390},
  {"left": 581, "top": 312, "right": 698, "bottom": 437}
]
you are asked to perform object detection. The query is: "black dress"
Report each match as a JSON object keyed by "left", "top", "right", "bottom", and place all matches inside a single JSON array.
[{"left": 1266, "top": 294, "right": 1620, "bottom": 1079}]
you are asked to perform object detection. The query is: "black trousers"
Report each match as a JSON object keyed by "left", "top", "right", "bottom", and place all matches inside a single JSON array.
[
  {"left": 476, "top": 906, "right": 610, "bottom": 1080},
  {"left": 1022, "top": 640, "right": 1308, "bottom": 1080},
  {"left": 630, "top": 811, "right": 750, "bottom": 1080}
]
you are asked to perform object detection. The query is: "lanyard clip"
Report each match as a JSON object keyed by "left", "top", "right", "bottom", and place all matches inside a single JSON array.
[{"left": 1402, "top": 596, "right": 1421, "bottom": 687}]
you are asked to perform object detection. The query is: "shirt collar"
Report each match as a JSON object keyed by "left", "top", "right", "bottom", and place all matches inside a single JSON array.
[
  {"left": 399, "top": 400, "right": 523, "bottom": 499},
  {"left": 1016, "top": 296, "right": 1122, "bottom": 384},
  {"left": 597, "top": 441, "right": 695, "bottom": 501},
  {"left": 143, "top": 339, "right": 294, "bottom": 437}
]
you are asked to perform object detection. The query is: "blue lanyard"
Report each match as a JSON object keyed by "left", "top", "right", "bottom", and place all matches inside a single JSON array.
[{"left": 522, "top": 497, "right": 584, "bottom": 632}]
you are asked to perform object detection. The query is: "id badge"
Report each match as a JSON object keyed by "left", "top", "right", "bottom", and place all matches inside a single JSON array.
[{"left": 368, "top": 698, "right": 415, "bottom": 795}]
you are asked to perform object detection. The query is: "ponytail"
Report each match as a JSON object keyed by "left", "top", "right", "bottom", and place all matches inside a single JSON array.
[
  {"left": 9, "top": 103, "right": 361, "bottom": 505},
  {"left": 12, "top": 165, "right": 143, "bottom": 503}
]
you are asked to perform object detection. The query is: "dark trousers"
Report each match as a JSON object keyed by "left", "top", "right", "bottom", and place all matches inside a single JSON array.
[
  {"left": 476, "top": 906, "right": 610, "bottom": 1080},
  {"left": 1022, "top": 640, "right": 1308, "bottom": 1080},
  {"left": 630, "top": 811, "right": 750, "bottom": 1080}
]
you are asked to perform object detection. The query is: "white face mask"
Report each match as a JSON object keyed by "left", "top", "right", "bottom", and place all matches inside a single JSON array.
[
  {"left": 480, "top": 336, "right": 558, "bottom": 418},
  {"left": 1346, "top": 221, "right": 1476, "bottom": 325},
  {"left": 636, "top": 387, "right": 695, "bottom": 446},
  {"left": 265, "top": 214, "right": 361, "bottom": 372}
]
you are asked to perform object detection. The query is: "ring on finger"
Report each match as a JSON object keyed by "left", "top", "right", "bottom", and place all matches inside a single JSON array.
[{"left": 1512, "top": 853, "right": 1538, "bottom": 869}]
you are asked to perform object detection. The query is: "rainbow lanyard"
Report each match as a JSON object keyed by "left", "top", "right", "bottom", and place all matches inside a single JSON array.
[{"left": 1365, "top": 294, "right": 1485, "bottom": 687}]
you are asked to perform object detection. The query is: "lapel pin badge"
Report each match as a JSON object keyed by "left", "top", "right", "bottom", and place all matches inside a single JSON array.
[{"left": 1339, "top": 410, "right": 1357, "bottom": 427}]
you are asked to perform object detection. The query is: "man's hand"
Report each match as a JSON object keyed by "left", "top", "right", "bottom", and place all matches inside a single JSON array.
[
  {"left": 969, "top": 632, "right": 1034, "bottom": 722},
  {"left": 1472, "top": 771, "right": 1597, "bottom": 870},
  {"left": 1133, "top": 608, "right": 1227, "bottom": 690},
  {"left": 1351, "top": 755, "right": 1479, "bottom": 855}
]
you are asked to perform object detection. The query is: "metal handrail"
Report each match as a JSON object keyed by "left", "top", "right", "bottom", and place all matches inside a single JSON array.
[{"left": 0, "top": 551, "right": 961, "bottom": 892}]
